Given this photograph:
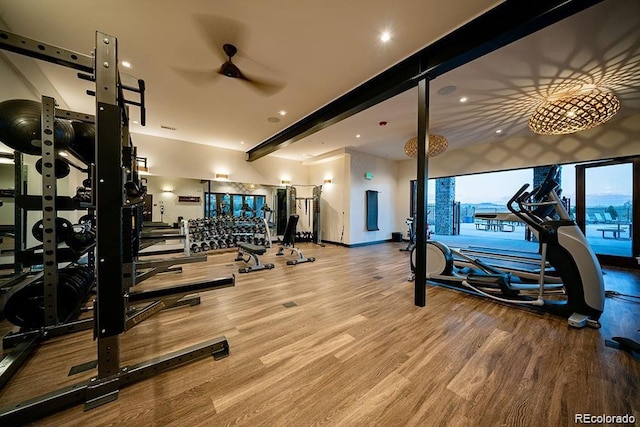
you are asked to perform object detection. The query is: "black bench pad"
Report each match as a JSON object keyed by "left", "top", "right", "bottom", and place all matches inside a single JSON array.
[{"left": 237, "top": 242, "right": 267, "bottom": 255}]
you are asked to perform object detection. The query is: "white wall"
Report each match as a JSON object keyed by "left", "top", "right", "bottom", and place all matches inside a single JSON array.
[
  {"left": 0, "top": 53, "right": 39, "bottom": 102},
  {"left": 133, "top": 133, "right": 308, "bottom": 186},
  {"left": 346, "top": 149, "right": 398, "bottom": 245},
  {"left": 308, "top": 154, "right": 349, "bottom": 243},
  {"left": 143, "top": 175, "right": 204, "bottom": 225}
]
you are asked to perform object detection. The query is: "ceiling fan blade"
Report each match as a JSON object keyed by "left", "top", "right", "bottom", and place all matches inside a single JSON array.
[
  {"left": 192, "top": 14, "right": 248, "bottom": 62},
  {"left": 237, "top": 71, "right": 286, "bottom": 96},
  {"left": 173, "top": 67, "right": 220, "bottom": 87}
]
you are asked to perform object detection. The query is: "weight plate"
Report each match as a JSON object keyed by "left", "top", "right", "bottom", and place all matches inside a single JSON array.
[{"left": 32, "top": 217, "right": 73, "bottom": 243}]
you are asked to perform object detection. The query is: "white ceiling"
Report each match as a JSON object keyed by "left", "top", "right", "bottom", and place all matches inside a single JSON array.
[{"left": 1, "top": 0, "right": 639, "bottom": 163}]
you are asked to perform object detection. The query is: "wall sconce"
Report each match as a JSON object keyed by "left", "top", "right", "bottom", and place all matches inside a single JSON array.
[
  {"left": 281, "top": 179, "right": 291, "bottom": 185},
  {"left": 162, "top": 188, "right": 173, "bottom": 193},
  {"left": 215, "top": 173, "right": 229, "bottom": 181},
  {"left": 323, "top": 179, "right": 333, "bottom": 184},
  {"left": 136, "top": 156, "right": 149, "bottom": 173}
]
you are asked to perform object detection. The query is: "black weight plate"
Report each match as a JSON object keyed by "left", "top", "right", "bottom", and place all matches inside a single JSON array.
[
  {"left": 0, "top": 99, "right": 74, "bottom": 155},
  {"left": 35, "top": 157, "right": 71, "bottom": 179},
  {"left": 69, "top": 121, "right": 95, "bottom": 161},
  {"left": 32, "top": 217, "right": 73, "bottom": 243}
]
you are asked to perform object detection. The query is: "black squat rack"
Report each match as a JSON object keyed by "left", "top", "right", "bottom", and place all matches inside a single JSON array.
[{"left": 0, "top": 29, "right": 234, "bottom": 425}]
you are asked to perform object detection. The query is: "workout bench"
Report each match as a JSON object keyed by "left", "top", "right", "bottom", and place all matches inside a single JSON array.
[
  {"left": 276, "top": 215, "right": 316, "bottom": 265},
  {"left": 235, "top": 242, "right": 275, "bottom": 273}
]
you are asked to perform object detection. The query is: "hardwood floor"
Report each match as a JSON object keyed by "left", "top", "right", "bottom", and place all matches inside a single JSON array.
[{"left": 1, "top": 242, "right": 638, "bottom": 426}]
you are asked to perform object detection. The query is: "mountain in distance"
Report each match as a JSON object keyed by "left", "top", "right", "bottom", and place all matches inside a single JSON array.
[{"left": 584, "top": 193, "right": 632, "bottom": 207}]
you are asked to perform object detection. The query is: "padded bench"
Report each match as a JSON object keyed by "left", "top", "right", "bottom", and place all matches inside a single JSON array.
[
  {"left": 235, "top": 242, "right": 274, "bottom": 273},
  {"left": 276, "top": 215, "right": 316, "bottom": 265}
]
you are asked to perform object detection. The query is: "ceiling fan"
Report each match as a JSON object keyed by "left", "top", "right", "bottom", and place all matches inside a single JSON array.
[{"left": 177, "top": 14, "right": 285, "bottom": 96}]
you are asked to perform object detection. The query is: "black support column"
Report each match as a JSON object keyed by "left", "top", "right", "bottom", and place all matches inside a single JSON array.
[
  {"left": 93, "top": 32, "right": 124, "bottom": 384},
  {"left": 414, "top": 78, "right": 429, "bottom": 307},
  {"left": 40, "top": 96, "right": 59, "bottom": 326}
]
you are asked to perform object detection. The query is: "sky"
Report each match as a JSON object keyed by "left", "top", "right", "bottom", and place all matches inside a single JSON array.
[{"left": 445, "top": 163, "right": 632, "bottom": 205}]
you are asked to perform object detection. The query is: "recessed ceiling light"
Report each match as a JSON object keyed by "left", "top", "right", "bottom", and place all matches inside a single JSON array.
[
  {"left": 380, "top": 31, "right": 391, "bottom": 43},
  {"left": 279, "top": 110, "right": 287, "bottom": 116},
  {"left": 495, "top": 129, "right": 502, "bottom": 134},
  {"left": 459, "top": 96, "right": 468, "bottom": 103},
  {"left": 240, "top": 141, "right": 245, "bottom": 145},
  {"left": 121, "top": 61, "right": 132, "bottom": 68},
  {"left": 356, "top": 134, "right": 361, "bottom": 138}
]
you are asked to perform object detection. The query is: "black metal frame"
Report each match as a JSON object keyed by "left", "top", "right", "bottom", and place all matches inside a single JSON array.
[
  {"left": 246, "top": 0, "right": 603, "bottom": 162},
  {"left": 0, "top": 30, "right": 234, "bottom": 425},
  {"left": 575, "top": 157, "right": 640, "bottom": 269}
]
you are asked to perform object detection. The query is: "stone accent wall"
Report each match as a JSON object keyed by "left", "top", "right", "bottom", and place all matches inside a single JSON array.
[{"left": 435, "top": 177, "right": 455, "bottom": 235}]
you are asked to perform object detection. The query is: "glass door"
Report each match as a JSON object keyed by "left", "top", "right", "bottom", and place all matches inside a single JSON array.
[{"left": 576, "top": 158, "right": 639, "bottom": 268}]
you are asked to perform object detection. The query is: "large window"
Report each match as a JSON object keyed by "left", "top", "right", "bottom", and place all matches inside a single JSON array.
[
  {"left": 204, "top": 192, "right": 266, "bottom": 218},
  {"left": 411, "top": 159, "right": 638, "bottom": 267}
]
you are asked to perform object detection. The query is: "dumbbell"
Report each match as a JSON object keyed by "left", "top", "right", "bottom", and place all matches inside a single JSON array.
[
  {"left": 72, "top": 187, "right": 92, "bottom": 203},
  {"left": 65, "top": 224, "right": 96, "bottom": 251}
]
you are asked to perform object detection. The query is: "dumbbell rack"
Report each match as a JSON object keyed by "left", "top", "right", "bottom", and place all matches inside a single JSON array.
[
  {"left": 0, "top": 29, "right": 235, "bottom": 425},
  {"left": 185, "top": 216, "right": 272, "bottom": 255}
]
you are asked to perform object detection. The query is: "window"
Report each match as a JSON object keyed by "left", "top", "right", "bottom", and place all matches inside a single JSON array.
[{"left": 204, "top": 192, "right": 266, "bottom": 218}]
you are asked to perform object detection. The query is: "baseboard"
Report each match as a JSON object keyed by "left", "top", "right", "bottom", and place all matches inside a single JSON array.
[{"left": 321, "top": 239, "right": 394, "bottom": 248}]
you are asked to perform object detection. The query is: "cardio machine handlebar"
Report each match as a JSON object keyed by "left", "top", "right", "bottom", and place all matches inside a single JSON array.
[
  {"left": 506, "top": 164, "right": 564, "bottom": 234},
  {"left": 507, "top": 184, "right": 537, "bottom": 227}
]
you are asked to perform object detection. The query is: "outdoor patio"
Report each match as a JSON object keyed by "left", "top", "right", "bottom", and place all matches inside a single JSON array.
[{"left": 431, "top": 222, "right": 632, "bottom": 258}]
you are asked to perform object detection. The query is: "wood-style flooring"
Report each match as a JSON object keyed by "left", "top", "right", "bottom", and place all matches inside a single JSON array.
[{"left": 0, "top": 242, "right": 638, "bottom": 426}]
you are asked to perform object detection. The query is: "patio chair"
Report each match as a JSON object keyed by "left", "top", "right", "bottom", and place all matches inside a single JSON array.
[
  {"left": 603, "top": 212, "right": 614, "bottom": 223},
  {"left": 585, "top": 213, "right": 595, "bottom": 224},
  {"left": 593, "top": 213, "right": 604, "bottom": 224}
]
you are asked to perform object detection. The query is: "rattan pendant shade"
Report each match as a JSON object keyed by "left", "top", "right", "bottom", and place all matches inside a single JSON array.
[
  {"left": 404, "top": 134, "right": 448, "bottom": 158},
  {"left": 528, "top": 89, "right": 620, "bottom": 135}
]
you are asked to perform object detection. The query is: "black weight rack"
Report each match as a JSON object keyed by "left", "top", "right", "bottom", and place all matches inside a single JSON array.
[{"left": 0, "top": 29, "right": 234, "bottom": 425}]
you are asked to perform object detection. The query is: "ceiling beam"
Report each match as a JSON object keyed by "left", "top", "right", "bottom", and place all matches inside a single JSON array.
[{"left": 246, "top": 0, "right": 603, "bottom": 162}]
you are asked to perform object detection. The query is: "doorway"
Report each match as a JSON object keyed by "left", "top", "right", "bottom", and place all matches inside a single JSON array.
[
  {"left": 576, "top": 158, "right": 639, "bottom": 268},
  {"left": 143, "top": 194, "right": 153, "bottom": 222}
]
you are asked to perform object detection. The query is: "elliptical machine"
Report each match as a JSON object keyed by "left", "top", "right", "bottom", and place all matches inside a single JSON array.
[{"left": 410, "top": 165, "right": 605, "bottom": 328}]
